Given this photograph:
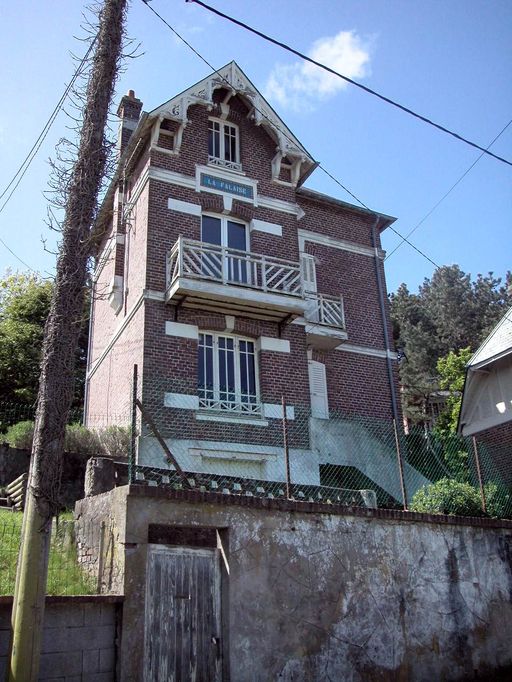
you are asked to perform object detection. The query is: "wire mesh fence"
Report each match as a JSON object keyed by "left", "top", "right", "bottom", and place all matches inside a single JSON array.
[
  {"left": 127, "top": 370, "right": 512, "bottom": 519},
  {"left": 0, "top": 401, "right": 84, "bottom": 435},
  {"left": 0, "top": 511, "right": 123, "bottom": 596}
]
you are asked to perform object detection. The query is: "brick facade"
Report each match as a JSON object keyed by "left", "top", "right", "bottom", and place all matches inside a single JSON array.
[{"left": 85, "top": 62, "right": 400, "bottom": 485}]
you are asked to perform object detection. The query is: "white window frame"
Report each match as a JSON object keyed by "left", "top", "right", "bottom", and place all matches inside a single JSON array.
[
  {"left": 201, "top": 213, "right": 250, "bottom": 251},
  {"left": 198, "top": 332, "right": 261, "bottom": 416},
  {"left": 201, "top": 213, "right": 252, "bottom": 286},
  {"left": 208, "top": 117, "right": 241, "bottom": 171}
]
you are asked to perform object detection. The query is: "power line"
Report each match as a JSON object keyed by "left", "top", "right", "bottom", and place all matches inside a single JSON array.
[
  {"left": 385, "top": 117, "right": 512, "bottom": 261},
  {"left": 0, "top": 36, "right": 97, "bottom": 273},
  {"left": 141, "top": 0, "right": 440, "bottom": 270},
  {"left": 0, "top": 36, "right": 97, "bottom": 216},
  {"left": 188, "top": 0, "right": 512, "bottom": 169},
  {"left": 318, "top": 166, "right": 441, "bottom": 268}
]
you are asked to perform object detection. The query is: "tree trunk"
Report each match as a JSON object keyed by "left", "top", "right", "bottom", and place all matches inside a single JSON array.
[{"left": 8, "top": 2, "right": 127, "bottom": 679}]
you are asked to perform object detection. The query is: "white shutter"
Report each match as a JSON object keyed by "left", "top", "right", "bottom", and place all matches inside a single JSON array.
[
  {"left": 308, "top": 360, "right": 329, "bottom": 419},
  {"left": 301, "top": 254, "right": 317, "bottom": 293},
  {"left": 301, "top": 254, "right": 319, "bottom": 321}
]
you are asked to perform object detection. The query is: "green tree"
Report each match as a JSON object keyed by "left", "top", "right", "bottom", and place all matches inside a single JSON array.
[
  {"left": 391, "top": 266, "right": 511, "bottom": 423},
  {"left": 0, "top": 272, "right": 88, "bottom": 407},
  {"left": 435, "top": 346, "right": 472, "bottom": 434},
  {"left": 0, "top": 273, "right": 53, "bottom": 403}
]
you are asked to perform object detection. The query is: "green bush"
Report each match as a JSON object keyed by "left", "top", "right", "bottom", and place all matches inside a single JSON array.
[
  {"left": 64, "top": 423, "right": 101, "bottom": 456},
  {"left": 410, "top": 478, "right": 484, "bottom": 517},
  {"left": 4, "top": 420, "right": 133, "bottom": 459},
  {"left": 484, "top": 482, "right": 512, "bottom": 519},
  {"left": 98, "top": 425, "right": 131, "bottom": 459},
  {"left": 5, "top": 421, "right": 35, "bottom": 450}
]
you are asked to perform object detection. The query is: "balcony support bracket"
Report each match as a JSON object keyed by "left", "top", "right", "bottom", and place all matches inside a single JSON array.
[
  {"left": 278, "top": 314, "right": 294, "bottom": 338},
  {"left": 173, "top": 298, "right": 185, "bottom": 322}
]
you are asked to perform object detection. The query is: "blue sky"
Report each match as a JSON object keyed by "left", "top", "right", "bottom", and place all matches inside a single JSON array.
[{"left": 0, "top": 0, "right": 510, "bottom": 293}]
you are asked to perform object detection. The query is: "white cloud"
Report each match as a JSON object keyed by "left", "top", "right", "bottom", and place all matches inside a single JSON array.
[{"left": 264, "top": 31, "right": 371, "bottom": 111}]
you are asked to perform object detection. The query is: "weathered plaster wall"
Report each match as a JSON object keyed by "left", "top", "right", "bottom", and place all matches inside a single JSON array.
[{"left": 77, "top": 487, "right": 512, "bottom": 681}]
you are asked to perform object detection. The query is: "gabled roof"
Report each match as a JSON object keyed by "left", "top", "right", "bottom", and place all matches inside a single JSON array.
[
  {"left": 468, "top": 306, "right": 512, "bottom": 369},
  {"left": 150, "top": 61, "right": 316, "bottom": 178},
  {"left": 457, "top": 306, "right": 512, "bottom": 436}
]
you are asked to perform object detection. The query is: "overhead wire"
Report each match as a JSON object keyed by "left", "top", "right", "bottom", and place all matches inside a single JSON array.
[
  {"left": 0, "top": 35, "right": 98, "bottom": 272},
  {"left": 385, "top": 117, "right": 512, "bottom": 261},
  {"left": 188, "top": 0, "right": 512, "bottom": 168},
  {"left": 141, "top": 0, "right": 440, "bottom": 269}
]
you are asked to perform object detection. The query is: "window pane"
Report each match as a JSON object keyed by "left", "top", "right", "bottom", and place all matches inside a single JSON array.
[
  {"left": 224, "top": 125, "right": 237, "bottom": 162},
  {"left": 240, "top": 340, "right": 256, "bottom": 404},
  {"left": 202, "top": 216, "right": 222, "bottom": 245},
  {"left": 208, "top": 120, "right": 220, "bottom": 158},
  {"left": 227, "top": 221, "right": 246, "bottom": 250},
  {"left": 227, "top": 221, "right": 247, "bottom": 283},
  {"left": 198, "top": 334, "right": 214, "bottom": 402}
]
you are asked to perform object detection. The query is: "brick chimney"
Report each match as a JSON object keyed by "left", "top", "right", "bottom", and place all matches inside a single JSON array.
[{"left": 116, "top": 89, "right": 143, "bottom": 156}]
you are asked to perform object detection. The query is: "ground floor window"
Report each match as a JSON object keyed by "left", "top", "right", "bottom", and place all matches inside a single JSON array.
[{"left": 198, "top": 333, "right": 259, "bottom": 414}]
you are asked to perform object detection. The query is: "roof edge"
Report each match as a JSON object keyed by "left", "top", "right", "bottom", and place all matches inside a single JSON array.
[{"left": 296, "top": 186, "right": 396, "bottom": 228}]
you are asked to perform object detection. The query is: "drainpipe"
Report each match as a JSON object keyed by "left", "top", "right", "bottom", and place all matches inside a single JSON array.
[
  {"left": 83, "top": 276, "right": 96, "bottom": 426},
  {"left": 371, "top": 216, "right": 400, "bottom": 424}
]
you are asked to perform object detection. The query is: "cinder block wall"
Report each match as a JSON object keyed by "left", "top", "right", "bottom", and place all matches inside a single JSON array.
[{"left": 0, "top": 597, "right": 122, "bottom": 681}]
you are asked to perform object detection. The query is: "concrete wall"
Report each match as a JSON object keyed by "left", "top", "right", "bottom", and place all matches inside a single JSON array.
[
  {"left": 76, "top": 486, "right": 512, "bottom": 681},
  {"left": 0, "top": 597, "right": 121, "bottom": 681},
  {"left": 0, "top": 446, "right": 89, "bottom": 508}
]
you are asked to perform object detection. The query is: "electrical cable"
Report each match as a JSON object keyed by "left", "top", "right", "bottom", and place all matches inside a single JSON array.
[
  {"left": 141, "top": 0, "right": 440, "bottom": 270},
  {"left": 188, "top": 0, "right": 512, "bottom": 168},
  {"left": 385, "top": 117, "right": 512, "bottom": 261},
  {"left": 0, "top": 36, "right": 97, "bottom": 218},
  {"left": 0, "top": 37, "right": 97, "bottom": 273}
]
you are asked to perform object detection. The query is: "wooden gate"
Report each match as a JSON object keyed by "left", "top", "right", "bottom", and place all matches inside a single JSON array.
[{"left": 144, "top": 545, "right": 222, "bottom": 682}]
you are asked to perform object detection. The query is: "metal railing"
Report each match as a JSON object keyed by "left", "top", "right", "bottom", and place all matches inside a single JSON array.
[
  {"left": 198, "top": 394, "right": 262, "bottom": 416},
  {"left": 207, "top": 155, "right": 242, "bottom": 172},
  {"left": 305, "top": 292, "right": 345, "bottom": 328},
  {"left": 167, "top": 237, "right": 303, "bottom": 297}
]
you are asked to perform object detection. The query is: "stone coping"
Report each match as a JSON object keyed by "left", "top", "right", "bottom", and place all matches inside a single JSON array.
[
  {"left": 0, "top": 595, "right": 124, "bottom": 606},
  {"left": 127, "top": 484, "right": 512, "bottom": 529}
]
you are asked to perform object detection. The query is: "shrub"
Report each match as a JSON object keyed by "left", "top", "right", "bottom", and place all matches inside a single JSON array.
[
  {"left": 64, "top": 423, "right": 101, "bottom": 456},
  {"left": 98, "top": 425, "right": 131, "bottom": 459},
  {"left": 410, "top": 478, "right": 484, "bottom": 517},
  {"left": 484, "top": 482, "right": 512, "bottom": 519},
  {"left": 5, "top": 421, "right": 35, "bottom": 450}
]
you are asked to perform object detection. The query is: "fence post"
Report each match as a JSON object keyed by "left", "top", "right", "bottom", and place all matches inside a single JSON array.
[
  {"left": 393, "top": 419, "right": 408, "bottom": 511},
  {"left": 472, "top": 437, "right": 487, "bottom": 514},
  {"left": 281, "top": 396, "right": 292, "bottom": 499},
  {"left": 129, "top": 364, "right": 138, "bottom": 484},
  {"left": 97, "top": 521, "right": 106, "bottom": 595}
]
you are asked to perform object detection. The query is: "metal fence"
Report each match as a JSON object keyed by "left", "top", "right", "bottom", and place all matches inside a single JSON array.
[
  {"left": 1, "top": 371, "right": 510, "bottom": 519},
  {"left": 126, "top": 369, "right": 512, "bottom": 519},
  {"left": 0, "top": 401, "right": 84, "bottom": 434},
  {"left": 0, "top": 513, "right": 122, "bottom": 596}
]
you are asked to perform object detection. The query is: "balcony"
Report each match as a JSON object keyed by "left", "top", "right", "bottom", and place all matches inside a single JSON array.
[
  {"left": 304, "top": 293, "right": 348, "bottom": 349},
  {"left": 166, "top": 237, "right": 307, "bottom": 320}
]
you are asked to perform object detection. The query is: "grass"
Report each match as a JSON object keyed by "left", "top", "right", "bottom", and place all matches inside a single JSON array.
[{"left": 0, "top": 509, "right": 96, "bottom": 596}]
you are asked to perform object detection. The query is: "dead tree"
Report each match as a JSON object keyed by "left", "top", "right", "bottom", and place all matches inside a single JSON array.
[{"left": 8, "top": 1, "right": 127, "bottom": 679}]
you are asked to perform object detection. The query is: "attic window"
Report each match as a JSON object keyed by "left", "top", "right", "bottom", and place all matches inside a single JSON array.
[
  {"left": 208, "top": 117, "right": 241, "bottom": 172},
  {"left": 157, "top": 118, "right": 175, "bottom": 151}
]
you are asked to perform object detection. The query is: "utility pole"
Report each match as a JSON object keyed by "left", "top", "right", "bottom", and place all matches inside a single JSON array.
[{"left": 7, "top": 1, "right": 127, "bottom": 679}]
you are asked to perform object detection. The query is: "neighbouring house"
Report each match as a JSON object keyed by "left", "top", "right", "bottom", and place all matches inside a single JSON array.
[
  {"left": 84, "top": 61, "right": 407, "bottom": 493},
  {"left": 458, "top": 306, "right": 512, "bottom": 483}
]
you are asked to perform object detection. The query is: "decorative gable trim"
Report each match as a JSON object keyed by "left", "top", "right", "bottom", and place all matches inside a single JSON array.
[{"left": 149, "top": 61, "right": 316, "bottom": 184}]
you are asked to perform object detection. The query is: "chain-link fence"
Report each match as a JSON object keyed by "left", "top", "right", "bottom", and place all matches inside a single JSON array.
[
  {"left": 0, "top": 511, "right": 122, "bottom": 596},
  {"left": 126, "top": 369, "right": 512, "bottom": 518},
  {"left": 0, "top": 401, "right": 84, "bottom": 435}
]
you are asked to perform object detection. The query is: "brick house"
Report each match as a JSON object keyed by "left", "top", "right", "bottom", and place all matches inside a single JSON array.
[{"left": 85, "top": 61, "right": 401, "bottom": 489}]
